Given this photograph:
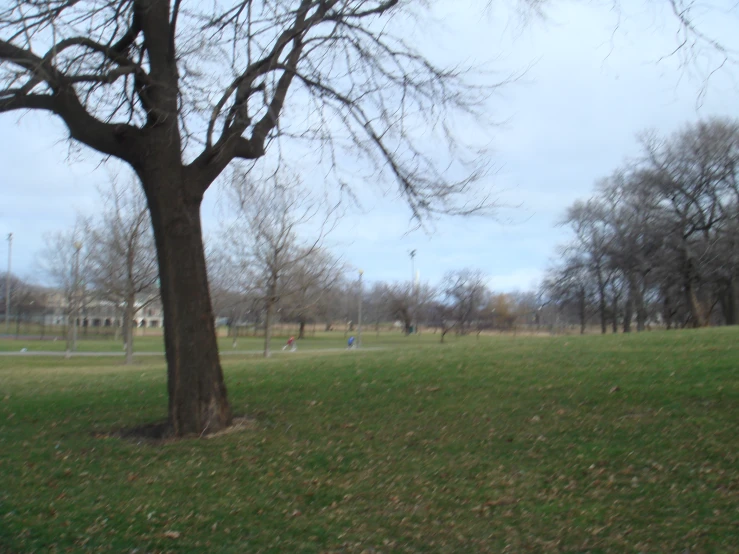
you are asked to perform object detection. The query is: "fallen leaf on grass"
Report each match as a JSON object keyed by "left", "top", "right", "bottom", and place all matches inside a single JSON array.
[
  {"left": 485, "top": 498, "right": 517, "bottom": 507},
  {"left": 162, "top": 530, "right": 181, "bottom": 539}
]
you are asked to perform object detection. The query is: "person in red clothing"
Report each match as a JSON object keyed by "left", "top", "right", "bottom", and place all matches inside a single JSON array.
[{"left": 282, "top": 336, "right": 297, "bottom": 351}]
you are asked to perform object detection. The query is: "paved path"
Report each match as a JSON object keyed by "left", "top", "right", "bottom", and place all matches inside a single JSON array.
[{"left": 0, "top": 347, "right": 386, "bottom": 357}]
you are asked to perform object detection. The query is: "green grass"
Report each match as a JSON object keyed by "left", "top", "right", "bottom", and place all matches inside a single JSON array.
[
  {"left": 1, "top": 328, "right": 737, "bottom": 552},
  {"left": 0, "top": 328, "right": 450, "bottom": 353}
]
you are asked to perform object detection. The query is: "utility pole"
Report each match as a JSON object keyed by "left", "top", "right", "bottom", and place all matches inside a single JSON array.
[
  {"left": 5, "top": 233, "right": 11, "bottom": 333},
  {"left": 357, "top": 269, "right": 363, "bottom": 348}
]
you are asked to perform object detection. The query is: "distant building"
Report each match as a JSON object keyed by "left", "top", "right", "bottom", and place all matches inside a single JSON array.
[{"left": 42, "top": 291, "right": 164, "bottom": 329}]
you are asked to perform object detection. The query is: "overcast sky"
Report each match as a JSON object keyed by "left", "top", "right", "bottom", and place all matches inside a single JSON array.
[{"left": 1, "top": 0, "right": 737, "bottom": 292}]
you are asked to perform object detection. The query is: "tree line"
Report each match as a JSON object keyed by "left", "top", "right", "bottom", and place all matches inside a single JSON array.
[
  {"left": 5, "top": 172, "right": 552, "bottom": 360},
  {"left": 543, "top": 118, "right": 739, "bottom": 332}
]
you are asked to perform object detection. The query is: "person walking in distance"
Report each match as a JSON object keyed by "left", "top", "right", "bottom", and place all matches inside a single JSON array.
[{"left": 282, "top": 336, "right": 297, "bottom": 352}]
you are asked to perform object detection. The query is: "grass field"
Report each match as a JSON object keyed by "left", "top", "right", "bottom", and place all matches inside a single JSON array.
[
  {"left": 0, "top": 328, "right": 441, "bottom": 353},
  {"left": 1, "top": 328, "right": 737, "bottom": 552}
]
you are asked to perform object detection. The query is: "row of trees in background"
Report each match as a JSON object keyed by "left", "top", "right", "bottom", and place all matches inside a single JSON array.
[
  {"left": 8, "top": 172, "right": 552, "bottom": 361},
  {"left": 544, "top": 118, "right": 739, "bottom": 332},
  {"left": 211, "top": 263, "right": 550, "bottom": 348}
]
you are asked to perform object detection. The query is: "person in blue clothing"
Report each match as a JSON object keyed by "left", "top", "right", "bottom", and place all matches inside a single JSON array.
[{"left": 347, "top": 336, "right": 355, "bottom": 349}]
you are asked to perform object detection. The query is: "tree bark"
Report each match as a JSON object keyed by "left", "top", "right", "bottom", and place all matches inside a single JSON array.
[
  {"left": 143, "top": 169, "right": 232, "bottom": 437},
  {"left": 596, "top": 270, "right": 607, "bottom": 334},
  {"left": 718, "top": 277, "right": 737, "bottom": 326},
  {"left": 124, "top": 289, "right": 135, "bottom": 365},
  {"left": 611, "top": 295, "right": 618, "bottom": 333},
  {"left": 659, "top": 287, "right": 670, "bottom": 330},
  {"left": 680, "top": 245, "right": 706, "bottom": 327},
  {"left": 65, "top": 313, "right": 73, "bottom": 356},
  {"left": 623, "top": 293, "right": 633, "bottom": 333},
  {"left": 634, "top": 285, "right": 647, "bottom": 333},
  {"left": 578, "top": 286, "right": 586, "bottom": 335},
  {"left": 264, "top": 278, "right": 277, "bottom": 358},
  {"left": 298, "top": 319, "right": 306, "bottom": 339}
]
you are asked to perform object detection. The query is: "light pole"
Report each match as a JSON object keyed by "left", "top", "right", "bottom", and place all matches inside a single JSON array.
[
  {"left": 357, "top": 269, "right": 363, "bottom": 348},
  {"left": 4, "top": 233, "right": 11, "bottom": 334}
]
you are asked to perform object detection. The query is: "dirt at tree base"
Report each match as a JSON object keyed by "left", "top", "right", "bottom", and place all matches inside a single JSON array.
[{"left": 95, "top": 416, "right": 255, "bottom": 444}]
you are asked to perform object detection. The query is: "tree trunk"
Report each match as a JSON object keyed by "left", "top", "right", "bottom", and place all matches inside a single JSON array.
[
  {"left": 685, "top": 282, "right": 705, "bottom": 327},
  {"left": 611, "top": 295, "right": 618, "bottom": 333},
  {"left": 144, "top": 171, "right": 232, "bottom": 437},
  {"left": 680, "top": 245, "right": 706, "bottom": 327},
  {"left": 263, "top": 279, "right": 277, "bottom": 358},
  {"left": 596, "top": 271, "right": 607, "bottom": 334},
  {"left": 124, "top": 290, "right": 135, "bottom": 365},
  {"left": 298, "top": 319, "right": 306, "bottom": 339},
  {"left": 720, "top": 277, "right": 737, "bottom": 325},
  {"left": 634, "top": 288, "right": 646, "bottom": 332},
  {"left": 65, "top": 312, "right": 73, "bottom": 356},
  {"left": 623, "top": 294, "right": 633, "bottom": 333},
  {"left": 599, "top": 292, "right": 607, "bottom": 334},
  {"left": 114, "top": 307, "right": 122, "bottom": 341},
  {"left": 578, "top": 287, "right": 586, "bottom": 335}
]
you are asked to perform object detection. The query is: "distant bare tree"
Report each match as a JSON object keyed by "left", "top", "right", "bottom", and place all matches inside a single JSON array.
[
  {"left": 362, "top": 282, "right": 391, "bottom": 337},
  {"left": 281, "top": 249, "right": 344, "bottom": 339},
  {"left": 543, "top": 255, "right": 593, "bottom": 335},
  {"left": 10, "top": 282, "right": 45, "bottom": 338},
  {"left": 383, "top": 281, "right": 435, "bottom": 335},
  {"left": 441, "top": 269, "right": 488, "bottom": 334},
  {"left": 561, "top": 198, "right": 614, "bottom": 334},
  {"left": 0, "top": 272, "right": 24, "bottom": 326},
  {"left": 39, "top": 219, "right": 92, "bottom": 354},
  {"left": 221, "top": 172, "right": 339, "bottom": 357},
  {"left": 87, "top": 179, "right": 159, "bottom": 364},
  {"left": 428, "top": 299, "right": 457, "bottom": 343}
]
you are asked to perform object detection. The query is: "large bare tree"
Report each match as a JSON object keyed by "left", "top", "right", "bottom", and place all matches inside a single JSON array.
[{"left": 0, "top": 1, "right": 495, "bottom": 435}]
